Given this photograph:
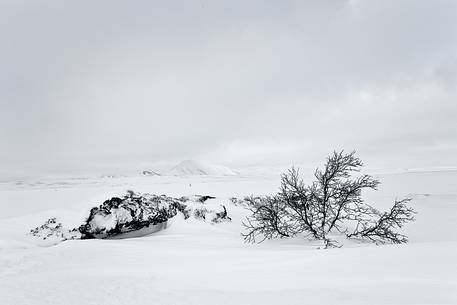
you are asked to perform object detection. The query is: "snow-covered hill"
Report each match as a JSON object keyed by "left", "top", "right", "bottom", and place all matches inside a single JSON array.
[{"left": 166, "top": 160, "right": 237, "bottom": 176}]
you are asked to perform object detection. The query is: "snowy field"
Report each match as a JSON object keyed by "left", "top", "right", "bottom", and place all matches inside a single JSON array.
[{"left": 1, "top": 168, "right": 457, "bottom": 305}]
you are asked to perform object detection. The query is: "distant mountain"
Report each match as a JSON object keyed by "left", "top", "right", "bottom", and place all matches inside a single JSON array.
[{"left": 166, "top": 160, "right": 237, "bottom": 176}]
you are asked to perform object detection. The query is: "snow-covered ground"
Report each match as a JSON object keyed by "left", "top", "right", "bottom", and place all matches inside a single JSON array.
[{"left": 1, "top": 168, "right": 457, "bottom": 304}]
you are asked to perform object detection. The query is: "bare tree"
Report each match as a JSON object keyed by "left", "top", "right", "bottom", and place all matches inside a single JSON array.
[
  {"left": 242, "top": 150, "right": 415, "bottom": 246},
  {"left": 346, "top": 198, "right": 415, "bottom": 244},
  {"left": 243, "top": 196, "right": 294, "bottom": 243}
]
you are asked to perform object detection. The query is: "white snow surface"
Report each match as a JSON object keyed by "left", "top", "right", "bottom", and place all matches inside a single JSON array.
[
  {"left": 166, "top": 160, "right": 238, "bottom": 176},
  {"left": 1, "top": 169, "right": 457, "bottom": 304}
]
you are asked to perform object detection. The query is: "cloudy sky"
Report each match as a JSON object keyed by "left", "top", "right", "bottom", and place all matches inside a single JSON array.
[{"left": 1, "top": 0, "right": 456, "bottom": 175}]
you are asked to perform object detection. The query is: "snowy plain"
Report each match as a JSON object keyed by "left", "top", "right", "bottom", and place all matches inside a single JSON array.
[{"left": 1, "top": 167, "right": 457, "bottom": 305}]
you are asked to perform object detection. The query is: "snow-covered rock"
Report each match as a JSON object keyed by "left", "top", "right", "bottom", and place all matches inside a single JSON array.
[
  {"left": 141, "top": 170, "right": 160, "bottom": 176},
  {"left": 29, "top": 218, "right": 80, "bottom": 244},
  {"left": 28, "top": 191, "right": 233, "bottom": 240},
  {"left": 166, "top": 160, "right": 237, "bottom": 176},
  {"left": 78, "top": 191, "right": 183, "bottom": 239}
]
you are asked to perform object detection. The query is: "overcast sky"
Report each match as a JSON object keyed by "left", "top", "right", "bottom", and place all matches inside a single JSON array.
[{"left": 1, "top": 0, "right": 456, "bottom": 175}]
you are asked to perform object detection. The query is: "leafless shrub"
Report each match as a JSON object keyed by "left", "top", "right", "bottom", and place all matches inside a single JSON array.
[
  {"left": 243, "top": 196, "right": 296, "bottom": 243},
  {"left": 346, "top": 198, "right": 415, "bottom": 244},
  {"left": 242, "top": 150, "right": 415, "bottom": 246}
]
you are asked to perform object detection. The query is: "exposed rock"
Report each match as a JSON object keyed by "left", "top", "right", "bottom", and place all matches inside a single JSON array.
[
  {"left": 212, "top": 205, "right": 232, "bottom": 223},
  {"left": 193, "top": 207, "right": 209, "bottom": 220},
  {"left": 141, "top": 170, "right": 160, "bottom": 176},
  {"left": 30, "top": 191, "right": 234, "bottom": 242},
  {"left": 197, "top": 195, "right": 216, "bottom": 203},
  {"left": 79, "top": 191, "right": 182, "bottom": 239},
  {"left": 29, "top": 218, "right": 80, "bottom": 242}
]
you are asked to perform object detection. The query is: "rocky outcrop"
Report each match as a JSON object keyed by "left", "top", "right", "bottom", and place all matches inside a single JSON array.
[
  {"left": 30, "top": 191, "right": 233, "bottom": 242},
  {"left": 29, "top": 218, "right": 80, "bottom": 243},
  {"left": 78, "top": 190, "right": 183, "bottom": 239},
  {"left": 141, "top": 170, "right": 160, "bottom": 176}
]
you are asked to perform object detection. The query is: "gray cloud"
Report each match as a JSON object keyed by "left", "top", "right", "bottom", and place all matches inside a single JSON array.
[{"left": 1, "top": 0, "right": 456, "bottom": 175}]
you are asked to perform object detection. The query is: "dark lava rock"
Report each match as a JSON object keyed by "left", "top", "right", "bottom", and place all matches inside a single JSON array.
[
  {"left": 212, "top": 205, "right": 232, "bottom": 223},
  {"left": 79, "top": 190, "right": 184, "bottom": 239},
  {"left": 141, "top": 170, "right": 160, "bottom": 176},
  {"left": 197, "top": 195, "right": 216, "bottom": 203},
  {"left": 29, "top": 218, "right": 80, "bottom": 242},
  {"left": 31, "top": 191, "right": 233, "bottom": 242}
]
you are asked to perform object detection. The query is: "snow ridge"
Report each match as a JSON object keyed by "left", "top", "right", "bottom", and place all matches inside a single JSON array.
[{"left": 166, "top": 160, "right": 237, "bottom": 176}]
